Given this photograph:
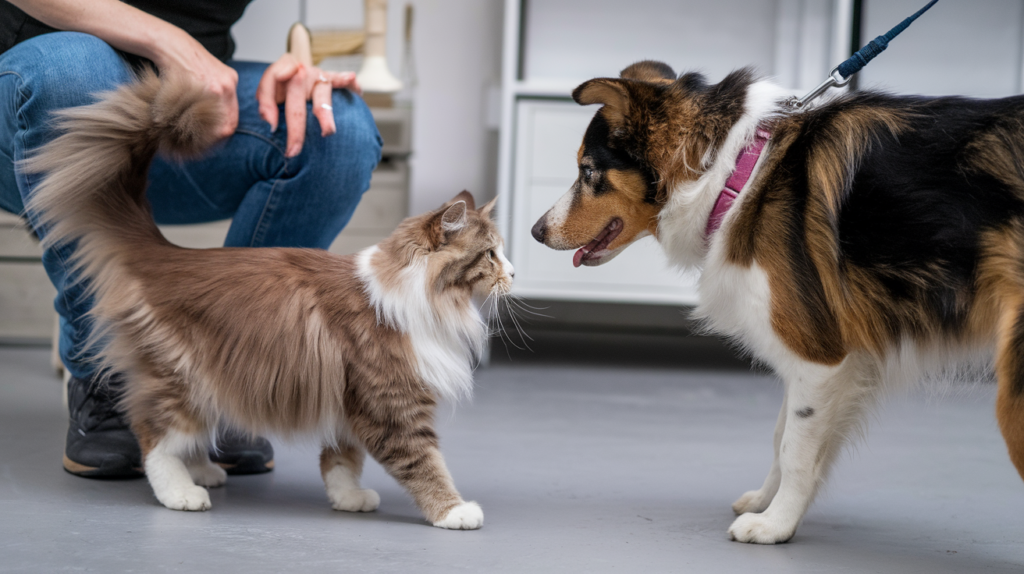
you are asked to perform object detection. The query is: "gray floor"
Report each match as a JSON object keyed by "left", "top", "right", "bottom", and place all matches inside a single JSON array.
[{"left": 2, "top": 335, "right": 1023, "bottom": 573}]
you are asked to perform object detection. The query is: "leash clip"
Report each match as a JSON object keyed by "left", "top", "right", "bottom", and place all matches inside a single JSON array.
[{"left": 785, "top": 67, "right": 850, "bottom": 109}]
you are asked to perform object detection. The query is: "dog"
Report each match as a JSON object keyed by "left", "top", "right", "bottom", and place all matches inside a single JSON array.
[{"left": 530, "top": 60, "right": 1024, "bottom": 543}]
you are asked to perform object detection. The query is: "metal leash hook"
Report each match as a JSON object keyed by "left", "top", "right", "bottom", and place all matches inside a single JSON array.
[
  {"left": 786, "top": 0, "right": 939, "bottom": 109},
  {"left": 786, "top": 67, "right": 850, "bottom": 109}
]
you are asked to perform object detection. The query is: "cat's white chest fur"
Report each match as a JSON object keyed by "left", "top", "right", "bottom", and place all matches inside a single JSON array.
[{"left": 356, "top": 246, "right": 485, "bottom": 401}]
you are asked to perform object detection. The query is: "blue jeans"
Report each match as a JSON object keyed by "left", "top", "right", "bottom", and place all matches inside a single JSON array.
[{"left": 0, "top": 32, "right": 382, "bottom": 379}]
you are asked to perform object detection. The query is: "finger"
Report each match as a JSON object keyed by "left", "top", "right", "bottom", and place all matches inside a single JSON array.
[
  {"left": 273, "top": 58, "right": 301, "bottom": 103},
  {"left": 256, "top": 57, "right": 300, "bottom": 131},
  {"left": 284, "top": 65, "right": 308, "bottom": 157},
  {"left": 311, "top": 76, "right": 336, "bottom": 137},
  {"left": 331, "top": 71, "right": 362, "bottom": 95},
  {"left": 256, "top": 66, "right": 282, "bottom": 129},
  {"left": 217, "top": 74, "right": 240, "bottom": 139},
  {"left": 222, "top": 92, "right": 240, "bottom": 138}
]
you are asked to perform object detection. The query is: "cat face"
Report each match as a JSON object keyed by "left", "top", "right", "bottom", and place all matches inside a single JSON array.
[
  {"left": 377, "top": 191, "right": 514, "bottom": 299},
  {"left": 424, "top": 191, "right": 514, "bottom": 298}
]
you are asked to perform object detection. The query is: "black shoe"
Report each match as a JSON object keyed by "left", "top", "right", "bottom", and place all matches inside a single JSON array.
[
  {"left": 63, "top": 374, "right": 144, "bottom": 478},
  {"left": 64, "top": 374, "right": 274, "bottom": 477},
  {"left": 209, "top": 426, "right": 274, "bottom": 475}
]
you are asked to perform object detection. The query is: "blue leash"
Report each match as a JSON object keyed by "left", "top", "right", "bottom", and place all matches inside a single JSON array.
[{"left": 788, "top": 0, "right": 939, "bottom": 108}]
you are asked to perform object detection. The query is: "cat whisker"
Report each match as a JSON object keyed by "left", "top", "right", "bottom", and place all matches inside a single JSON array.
[
  {"left": 506, "top": 295, "right": 552, "bottom": 319},
  {"left": 507, "top": 294, "right": 549, "bottom": 312},
  {"left": 491, "top": 304, "right": 519, "bottom": 357},
  {"left": 500, "top": 295, "right": 533, "bottom": 351}
]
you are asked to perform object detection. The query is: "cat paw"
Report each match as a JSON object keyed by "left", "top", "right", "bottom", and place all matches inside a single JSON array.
[
  {"left": 157, "top": 485, "right": 212, "bottom": 512},
  {"left": 433, "top": 501, "right": 483, "bottom": 530},
  {"left": 188, "top": 461, "right": 227, "bottom": 488},
  {"left": 732, "top": 489, "right": 772, "bottom": 515},
  {"left": 728, "top": 512, "right": 796, "bottom": 544},
  {"left": 328, "top": 488, "right": 380, "bottom": 512}
]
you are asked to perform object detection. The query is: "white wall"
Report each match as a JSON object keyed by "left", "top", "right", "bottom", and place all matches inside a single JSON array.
[
  {"left": 858, "top": 0, "right": 1024, "bottom": 98},
  {"left": 232, "top": 0, "right": 504, "bottom": 216},
  {"left": 402, "top": 0, "right": 503, "bottom": 213}
]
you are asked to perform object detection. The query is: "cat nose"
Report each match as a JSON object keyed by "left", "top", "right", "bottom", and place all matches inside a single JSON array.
[{"left": 531, "top": 216, "right": 547, "bottom": 243}]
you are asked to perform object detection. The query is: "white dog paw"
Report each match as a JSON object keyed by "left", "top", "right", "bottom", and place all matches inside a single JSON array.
[
  {"left": 732, "top": 489, "right": 772, "bottom": 515},
  {"left": 328, "top": 488, "right": 380, "bottom": 512},
  {"left": 728, "top": 512, "right": 796, "bottom": 544},
  {"left": 158, "top": 485, "right": 212, "bottom": 512},
  {"left": 188, "top": 461, "right": 228, "bottom": 488},
  {"left": 433, "top": 501, "right": 483, "bottom": 530}
]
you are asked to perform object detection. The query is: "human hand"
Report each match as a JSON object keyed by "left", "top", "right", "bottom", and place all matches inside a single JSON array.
[
  {"left": 256, "top": 53, "right": 362, "bottom": 158},
  {"left": 151, "top": 29, "right": 239, "bottom": 139}
]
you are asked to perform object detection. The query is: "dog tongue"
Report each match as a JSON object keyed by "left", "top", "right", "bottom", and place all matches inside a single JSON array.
[{"left": 573, "top": 236, "right": 602, "bottom": 268}]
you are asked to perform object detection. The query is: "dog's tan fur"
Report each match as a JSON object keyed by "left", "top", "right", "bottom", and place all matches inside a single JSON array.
[{"left": 24, "top": 71, "right": 511, "bottom": 527}]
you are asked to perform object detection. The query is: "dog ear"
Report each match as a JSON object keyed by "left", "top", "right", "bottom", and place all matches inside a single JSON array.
[
  {"left": 573, "top": 78, "right": 629, "bottom": 127},
  {"left": 620, "top": 60, "right": 676, "bottom": 83},
  {"left": 479, "top": 196, "right": 498, "bottom": 218}
]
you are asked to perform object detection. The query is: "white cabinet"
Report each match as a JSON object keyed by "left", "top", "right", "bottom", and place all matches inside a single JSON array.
[
  {"left": 497, "top": 0, "right": 1024, "bottom": 306},
  {"left": 497, "top": 0, "right": 851, "bottom": 305}
]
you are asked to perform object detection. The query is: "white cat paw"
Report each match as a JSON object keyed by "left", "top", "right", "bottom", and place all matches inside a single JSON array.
[
  {"left": 433, "top": 501, "right": 483, "bottom": 530},
  {"left": 157, "top": 485, "right": 212, "bottom": 512},
  {"left": 328, "top": 488, "right": 380, "bottom": 512},
  {"left": 732, "top": 489, "right": 772, "bottom": 515},
  {"left": 188, "top": 461, "right": 227, "bottom": 488},
  {"left": 728, "top": 512, "right": 796, "bottom": 544}
]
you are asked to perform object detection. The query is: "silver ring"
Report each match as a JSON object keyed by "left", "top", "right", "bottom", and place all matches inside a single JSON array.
[
  {"left": 316, "top": 74, "right": 329, "bottom": 84},
  {"left": 321, "top": 103, "right": 333, "bottom": 111}
]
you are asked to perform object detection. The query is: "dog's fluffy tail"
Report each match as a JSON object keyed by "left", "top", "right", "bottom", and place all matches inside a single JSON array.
[{"left": 23, "top": 69, "right": 222, "bottom": 271}]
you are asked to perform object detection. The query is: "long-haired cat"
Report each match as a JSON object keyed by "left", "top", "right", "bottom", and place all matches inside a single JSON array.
[{"left": 24, "top": 71, "right": 514, "bottom": 529}]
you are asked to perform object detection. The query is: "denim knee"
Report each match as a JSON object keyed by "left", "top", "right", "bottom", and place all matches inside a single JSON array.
[
  {"left": 297, "top": 91, "right": 382, "bottom": 205},
  {"left": 11, "top": 32, "right": 130, "bottom": 112}
]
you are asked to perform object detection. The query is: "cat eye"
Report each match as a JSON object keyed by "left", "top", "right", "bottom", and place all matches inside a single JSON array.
[{"left": 487, "top": 249, "right": 495, "bottom": 259}]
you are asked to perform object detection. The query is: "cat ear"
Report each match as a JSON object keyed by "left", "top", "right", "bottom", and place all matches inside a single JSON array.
[
  {"left": 479, "top": 196, "right": 498, "bottom": 218},
  {"left": 441, "top": 200, "right": 468, "bottom": 232},
  {"left": 449, "top": 190, "right": 476, "bottom": 211},
  {"left": 427, "top": 199, "right": 469, "bottom": 248}
]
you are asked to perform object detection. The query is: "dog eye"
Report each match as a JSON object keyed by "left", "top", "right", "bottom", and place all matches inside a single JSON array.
[
  {"left": 487, "top": 249, "right": 495, "bottom": 259},
  {"left": 582, "top": 167, "right": 593, "bottom": 179}
]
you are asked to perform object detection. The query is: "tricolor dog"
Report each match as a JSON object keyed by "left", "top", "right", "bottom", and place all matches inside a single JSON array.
[{"left": 531, "top": 60, "right": 1024, "bottom": 544}]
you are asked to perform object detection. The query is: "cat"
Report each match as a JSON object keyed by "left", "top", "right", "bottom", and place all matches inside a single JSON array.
[{"left": 24, "top": 71, "right": 514, "bottom": 529}]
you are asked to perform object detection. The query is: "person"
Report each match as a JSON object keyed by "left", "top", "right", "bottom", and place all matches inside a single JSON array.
[{"left": 0, "top": 0, "right": 382, "bottom": 478}]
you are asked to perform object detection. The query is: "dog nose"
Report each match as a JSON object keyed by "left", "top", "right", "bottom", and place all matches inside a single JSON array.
[{"left": 531, "top": 217, "right": 547, "bottom": 243}]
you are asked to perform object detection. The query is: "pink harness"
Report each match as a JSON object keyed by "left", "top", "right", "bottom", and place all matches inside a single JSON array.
[{"left": 704, "top": 127, "right": 771, "bottom": 238}]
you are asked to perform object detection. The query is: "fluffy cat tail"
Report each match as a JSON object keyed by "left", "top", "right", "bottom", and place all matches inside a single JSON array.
[{"left": 23, "top": 69, "right": 222, "bottom": 260}]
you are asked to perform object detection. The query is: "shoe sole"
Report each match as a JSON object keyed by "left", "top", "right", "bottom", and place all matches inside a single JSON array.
[
  {"left": 64, "top": 453, "right": 273, "bottom": 478},
  {"left": 215, "top": 458, "right": 275, "bottom": 476},
  {"left": 63, "top": 454, "right": 144, "bottom": 479}
]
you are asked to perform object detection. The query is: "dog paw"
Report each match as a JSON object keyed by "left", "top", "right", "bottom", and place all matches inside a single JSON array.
[
  {"left": 158, "top": 485, "right": 212, "bottom": 512},
  {"left": 732, "top": 489, "right": 772, "bottom": 515},
  {"left": 188, "top": 461, "right": 227, "bottom": 488},
  {"left": 433, "top": 501, "right": 483, "bottom": 530},
  {"left": 328, "top": 488, "right": 380, "bottom": 512},
  {"left": 728, "top": 512, "right": 795, "bottom": 544}
]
